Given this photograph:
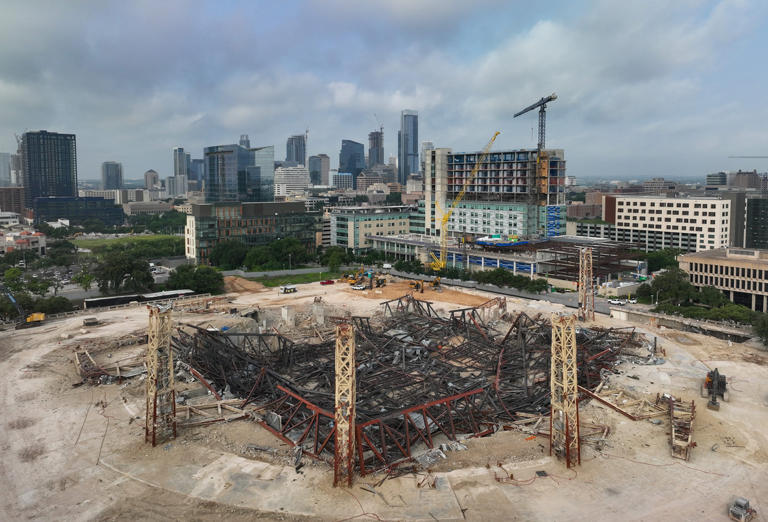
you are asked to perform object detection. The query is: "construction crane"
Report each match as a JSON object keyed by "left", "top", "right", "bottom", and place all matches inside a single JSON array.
[
  {"left": 514, "top": 93, "right": 557, "bottom": 150},
  {"left": 514, "top": 94, "right": 557, "bottom": 237},
  {"left": 728, "top": 155, "right": 768, "bottom": 159},
  {"left": 430, "top": 131, "right": 500, "bottom": 271}
]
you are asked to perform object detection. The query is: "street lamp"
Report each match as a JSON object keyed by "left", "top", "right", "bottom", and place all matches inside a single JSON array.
[
  {"left": 288, "top": 253, "right": 292, "bottom": 271},
  {"left": 655, "top": 290, "right": 660, "bottom": 305}
]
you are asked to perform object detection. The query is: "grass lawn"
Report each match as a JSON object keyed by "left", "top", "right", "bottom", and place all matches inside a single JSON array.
[
  {"left": 72, "top": 235, "right": 181, "bottom": 249},
  {"left": 249, "top": 271, "right": 344, "bottom": 288}
]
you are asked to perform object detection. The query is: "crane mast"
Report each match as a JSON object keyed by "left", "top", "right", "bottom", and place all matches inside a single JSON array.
[
  {"left": 514, "top": 94, "right": 557, "bottom": 237},
  {"left": 430, "top": 131, "right": 500, "bottom": 272}
]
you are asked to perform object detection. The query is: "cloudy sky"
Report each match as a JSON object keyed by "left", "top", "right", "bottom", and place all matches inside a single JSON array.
[{"left": 1, "top": 0, "right": 767, "bottom": 181}]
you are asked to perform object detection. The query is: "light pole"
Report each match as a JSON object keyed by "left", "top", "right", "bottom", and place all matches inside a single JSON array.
[
  {"left": 288, "top": 253, "right": 292, "bottom": 271},
  {"left": 655, "top": 290, "right": 660, "bottom": 305}
]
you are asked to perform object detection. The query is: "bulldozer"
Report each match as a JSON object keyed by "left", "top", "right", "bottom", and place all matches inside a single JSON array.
[{"left": 701, "top": 367, "right": 729, "bottom": 410}]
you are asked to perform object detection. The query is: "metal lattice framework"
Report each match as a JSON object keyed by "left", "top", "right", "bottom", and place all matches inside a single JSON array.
[
  {"left": 169, "top": 296, "right": 649, "bottom": 475},
  {"left": 145, "top": 305, "right": 176, "bottom": 446},
  {"left": 578, "top": 247, "right": 595, "bottom": 321},
  {"left": 549, "top": 313, "right": 580, "bottom": 468},
  {"left": 334, "top": 323, "right": 356, "bottom": 487}
]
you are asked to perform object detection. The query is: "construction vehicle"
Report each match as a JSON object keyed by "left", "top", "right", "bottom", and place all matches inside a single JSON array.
[
  {"left": 408, "top": 280, "right": 424, "bottom": 293},
  {"left": 375, "top": 277, "right": 386, "bottom": 288},
  {"left": 430, "top": 277, "right": 441, "bottom": 288},
  {"left": 1, "top": 284, "right": 45, "bottom": 329},
  {"left": 701, "top": 367, "right": 729, "bottom": 410},
  {"left": 729, "top": 497, "right": 757, "bottom": 521},
  {"left": 430, "top": 131, "right": 501, "bottom": 272}
]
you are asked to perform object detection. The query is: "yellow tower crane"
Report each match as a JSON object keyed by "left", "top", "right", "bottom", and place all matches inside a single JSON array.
[{"left": 430, "top": 131, "right": 500, "bottom": 272}]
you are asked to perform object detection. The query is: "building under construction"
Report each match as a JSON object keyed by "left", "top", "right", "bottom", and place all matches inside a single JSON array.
[{"left": 170, "top": 293, "right": 651, "bottom": 475}]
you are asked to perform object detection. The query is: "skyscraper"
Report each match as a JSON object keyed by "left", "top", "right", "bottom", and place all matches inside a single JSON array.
[
  {"left": 308, "top": 154, "right": 330, "bottom": 185},
  {"left": 339, "top": 140, "right": 365, "bottom": 188},
  {"left": 0, "top": 152, "right": 10, "bottom": 187},
  {"left": 20, "top": 130, "right": 77, "bottom": 209},
  {"left": 286, "top": 134, "right": 307, "bottom": 165},
  {"left": 251, "top": 146, "right": 275, "bottom": 202},
  {"left": 368, "top": 130, "right": 384, "bottom": 167},
  {"left": 239, "top": 134, "right": 251, "bottom": 148},
  {"left": 101, "top": 161, "right": 123, "bottom": 190},
  {"left": 144, "top": 169, "right": 159, "bottom": 189},
  {"left": 189, "top": 159, "right": 204, "bottom": 183},
  {"left": 203, "top": 141, "right": 275, "bottom": 203},
  {"left": 173, "top": 147, "right": 188, "bottom": 178},
  {"left": 398, "top": 110, "right": 418, "bottom": 185}
]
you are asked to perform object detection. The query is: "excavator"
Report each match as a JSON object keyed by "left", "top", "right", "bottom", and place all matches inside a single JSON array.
[
  {"left": 701, "top": 367, "right": 729, "bottom": 410},
  {"left": 1, "top": 284, "right": 45, "bottom": 329}
]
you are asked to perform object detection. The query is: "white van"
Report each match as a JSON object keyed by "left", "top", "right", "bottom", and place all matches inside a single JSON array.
[
  {"left": 382, "top": 263, "right": 392, "bottom": 270},
  {"left": 280, "top": 285, "right": 297, "bottom": 294}
]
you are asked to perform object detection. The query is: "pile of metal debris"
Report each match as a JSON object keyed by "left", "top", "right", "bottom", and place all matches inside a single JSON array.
[{"left": 171, "top": 294, "right": 652, "bottom": 474}]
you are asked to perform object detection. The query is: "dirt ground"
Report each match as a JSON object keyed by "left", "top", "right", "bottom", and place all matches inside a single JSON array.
[{"left": 1, "top": 277, "right": 767, "bottom": 521}]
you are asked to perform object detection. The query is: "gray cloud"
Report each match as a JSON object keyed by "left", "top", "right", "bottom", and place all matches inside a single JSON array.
[{"left": 0, "top": 0, "right": 766, "bottom": 181}]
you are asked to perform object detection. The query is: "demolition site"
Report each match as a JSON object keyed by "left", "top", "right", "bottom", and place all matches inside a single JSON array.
[{"left": 0, "top": 276, "right": 766, "bottom": 520}]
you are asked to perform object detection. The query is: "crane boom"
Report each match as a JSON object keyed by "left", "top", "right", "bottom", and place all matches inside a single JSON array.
[
  {"left": 514, "top": 93, "right": 556, "bottom": 150},
  {"left": 430, "top": 131, "right": 500, "bottom": 271}
]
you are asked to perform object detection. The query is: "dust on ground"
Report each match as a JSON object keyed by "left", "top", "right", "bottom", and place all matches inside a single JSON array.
[{"left": 1, "top": 276, "right": 767, "bottom": 520}]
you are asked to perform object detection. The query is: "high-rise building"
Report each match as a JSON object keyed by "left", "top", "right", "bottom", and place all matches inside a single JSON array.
[
  {"left": 101, "top": 161, "right": 123, "bottom": 190},
  {"left": 398, "top": 110, "right": 418, "bottom": 185},
  {"left": 707, "top": 171, "right": 728, "bottom": 186},
  {"left": 729, "top": 170, "right": 763, "bottom": 190},
  {"left": 173, "top": 147, "right": 188, "bottom": 178},
  {"left": 339, "top": 140, "right": 365, "bottom": 188},
  {"left": 333, "top": 172, "right": 354, "bottom": 190},
  {"left": 10, "top": 153, "right": 21, "bottom": 186},
  {"left": 144, "top": 169, "right": 160, "bottom": 189},
  {"left": 420, "top": 141, "right": 434, "bottom": 174},
  {"left": 251, "top": 146, "right": 275, "bottom": 202},
  {"left": 0, "top": 152, "right": 10, "bottom": 186},
  {"left": 20, "top": 130, "right": 77, "bottom": 209},
  {"left": 189, "top": 159, "right": 204, "bottom": 183},
  {"left": 167, "top": 174, "right": 188, "bottom": 197},
  {"left": 203, "top": 143, "right": 253, "bottom": 203},
  {"left": 745, "top": 196, "right": 768, "bottom": 249},
  {"left": 368, "top": 130, "right": 384, "bottom": 167},
  {"left": 571, "top": 194, "right": 730, "bottom": 253},
  {"left": 275, "top": 166, "right": 310, "bottom": 197},
  {"left": 239, "top": 134, "right": 251, "bottom": 148},
  {"left": 643, "top": 177, "right": 676, "bottom": 194},
  {"left": 286, "top": 134, "right": 307, "bottom": 165},
  {"left": 308, "top": 154, "right": 330, "bottom": 185},
  {"left": 0, "top": 187, "right": 24, "bottom": 214},
  {"left": 424, "top": 147, "right": 567, "bottom": 239}
]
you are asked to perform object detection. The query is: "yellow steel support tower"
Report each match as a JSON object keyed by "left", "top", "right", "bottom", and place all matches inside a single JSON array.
[
  {"left": 549, "top": 313, "right": 580, "bottom": 468},
  {"left": 578, "top": 247, "right": 595, "bottom": 321},
  {"left": 334, "top": 323, "right": 356, "bottom": 487},
  {"left": 145, "top": 304, "right": 176, "bottom": 446}
]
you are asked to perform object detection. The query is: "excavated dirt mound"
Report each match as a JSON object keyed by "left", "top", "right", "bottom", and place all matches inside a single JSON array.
[
  {"left": 223, "top": 276, "right": 266, "bottom": 294},
  {"left": 347, "top": 280, "right": 491, "bottom": 307}
]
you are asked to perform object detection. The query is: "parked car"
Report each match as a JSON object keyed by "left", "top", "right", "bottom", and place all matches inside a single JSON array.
[
  {"left": 608, "top": 299, "right": 625, "bottom": 305},
  {"left": 319, "top": 279, "right": 335, "bottom": 285},
  {"left": 627, "top": 297, "right": 637, "bottom": 304},
  {"left": 351, "top": 284, "right": 366, "bottom": 290}
]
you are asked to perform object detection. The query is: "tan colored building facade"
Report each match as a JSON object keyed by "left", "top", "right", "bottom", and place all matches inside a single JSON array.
[
  {"left": 678, "top": 247, "right": 768, "bottom": 311},
  {"left": 329, "top": 206, "right": 412, "bottom": 253}
]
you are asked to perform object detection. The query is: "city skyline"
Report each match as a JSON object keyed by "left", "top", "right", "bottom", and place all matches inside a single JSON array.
[{"left": 1, "top": 1, "right": 768, "bottom": 181}]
